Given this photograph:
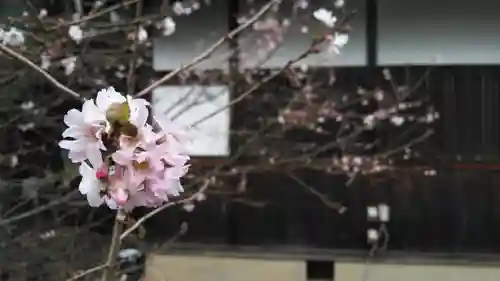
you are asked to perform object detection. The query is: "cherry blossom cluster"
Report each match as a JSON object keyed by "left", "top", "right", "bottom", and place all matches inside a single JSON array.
[
  {"left": 0, "top": 27, "right": 25, "bottom": 47},
  {"left": 334, "top": 155, "right": 387, "bottom": 174},
  {"left": 313, "top": 6, "right": 349, "bottom": 53},
  {"left": 59, "top": 87, "right": 190, "bottom": 210}
]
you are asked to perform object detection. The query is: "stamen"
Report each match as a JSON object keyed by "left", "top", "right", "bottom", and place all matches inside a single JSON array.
[{"left": 133, "top": 160, "right": 149, "bottom": 170}]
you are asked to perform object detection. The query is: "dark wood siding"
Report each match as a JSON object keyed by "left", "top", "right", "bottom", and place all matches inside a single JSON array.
[{"left": 146, "top": 66, "right": 500, "bottom": 257}]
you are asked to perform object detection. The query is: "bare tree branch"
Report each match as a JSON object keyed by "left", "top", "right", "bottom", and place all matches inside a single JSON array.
[
  {"left": 100, "top": 210, "right": 126, "bottom": 281},
  {"left": 53, "top": 0, "right": 141, "bottom": 30},
  {"left": 120, "top": 180, "right": 210, "bottom": 240},
  {"left": 135, "top": 0, "right": 283, "bottom": 98},
  {"left": 0, "top": 44, "right": 83, "bottom": 101}
]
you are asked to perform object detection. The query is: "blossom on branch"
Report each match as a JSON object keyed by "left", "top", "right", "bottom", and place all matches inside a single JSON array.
[
  {"left": 334, "top": 0, "right": 345, "bottom": 8},
  {"left": 60, "top": 56, "right": 77, "bottom": 75},
  {"left": 161, "top": 17, "right": 176, "bottom": 36},
  {"left": 325, "top": 32, "right": 349, "bottom": 54},
  {"left": 313, "top": 8, "right": 337, "bottom": 28},
  {"left": 68, "top": 25, "right": 83, "bottom": 43},
  {"left": 60, "top": 87, "right": 190, "bottom": 210},
  {"left": 59, "top": 99, "right": 107, "bottom": 168},
  {"left": 2, "top": 27, "right": 25, "bottom": 46}
]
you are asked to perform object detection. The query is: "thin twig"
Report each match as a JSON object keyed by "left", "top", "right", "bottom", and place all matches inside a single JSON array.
[
  {"left": 52, "top": 0, "right": 140, "bottom": 30},
  {"left": 100, "top": 209, "right": 126, "bottom": 281},
  {"left": 0, "top": 190, "right": 77, "bottom": 227},
  {"left": 187, "top": 10, "right": 355, "bottom": 128},
  {"left": 189, "top": 72, "right": 280, "bottom": 127},
  {"left": 65, "top": 264, "right": 107, "bottom": 281},
  {"left": 189, "top": 43, "right": 318, "bottom": 128},
  {"left": 0, "top": 44, "right": 83, "bottom": 101},
  {"left": 378, "top": 129, "right": 434, "bottom": 159},
  {"left": 361, "top": 224, "right": 390, "bottom": 281},
  {"left": 126, "top": 0, "right": 144, "bottom": 95},
  {"left": 120, "top": 180, "right": 210, "bottom": 240},
  {"left": 134, "top": 0, "right": 283, "bottom": 98},
  {"left": 287, "top": 172, "right": 346, "bottom": 213}
]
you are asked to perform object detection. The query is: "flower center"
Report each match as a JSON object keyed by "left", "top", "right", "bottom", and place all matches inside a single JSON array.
[
  {"left": 106, "top": 102, "right": 130, "bottom": 123},
  {"left": 86, "top": 126, "right": 97, "bottom": 138},
  {"left": 133, "top": 160, "right": 150, "bottom": 170}
]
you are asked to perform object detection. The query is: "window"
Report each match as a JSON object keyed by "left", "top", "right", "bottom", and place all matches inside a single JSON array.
[
  {"left": 153, "top": 0, "right": 230, "bottom": 71},
  {"left": 238, "top": 0, "right": 367, "bottom": 68},
  {"left": 377, "top": 0, "right": 500, "bottom": 65},
  {"left": 152, "top": 85, "right": 231, "bottom": 157}
]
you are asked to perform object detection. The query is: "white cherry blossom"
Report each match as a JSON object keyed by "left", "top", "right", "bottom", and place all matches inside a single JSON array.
[
  {"left": 173, "top": 2, "right": 185, "bottom": 15},
  {"left": 61, "top": 56, "right": 77, "bottom": 75},
  {"left": 38, "top": 8, "right": 48, "bottom": 18},
  {"left": 326, "top": 33, "right": 349, "bottom": 54},
  {"left": 79, "top": 162, "right": 117, "bottom": 208},
  {"left": 59, "top": 99, "right": 106, "bottom": 168},
  {"left": 313, "top": 8, "right": 337, "bottom": 28},
  {"left": 68, "top": 25, "right": 83, "bottom": 43},
  {"left": 334, "top": 0, "right": 345, "bottom": 8},
  {"left": 183, "top": 202, "right": 195, "bottom": 212},
  {"left": 390, "top": 116, "right": 405, "bottom": 126},
  {"left": 40, "top": 53, "right": 51, "bottom": 70},
  {"left": 162, "top": 17, "right": 176, "bottom": 36},
  {"left": 333, "top": 33, "right": 348, "bottom": 47},
  {"left": 137, "top": 26, "right": 148, "bottom": 43},
  {"left": 95, "top": 87, "right": 149, "bottom": 128},
  {"left": 3, "top": 27, "right": 25, "bottom": 46}
]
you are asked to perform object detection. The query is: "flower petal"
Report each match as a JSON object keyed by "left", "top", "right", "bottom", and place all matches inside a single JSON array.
[
  {"left": 68, "top": 150, "right": 87, "bottom": 163},
  {"left": 83, "top": 99, "right": 105, "bottom": 124},
  {"left": 59, "top": 139, "right": 86, "bottom": 151},
  {"left": 164, "top": 154, "right": 190, "bottom": 167},
  {"left": 128, "top": 169, "right": 147, "bottom": 190},
  {"left": 86, "top": 144, "right": 103, "bottom": 169},
  {"left": 78, "top": 163, "right": 97, "bottom": 194},
  {"left": 128, "top": 96, "right": 149, "bottom": 128},
  {"left": 109, "top": 187, "right": 128, "bottom": 205},
  {"left": 79, "top": 162, "right": 93, "bottom": 176},
  {"left": 78, "top": 178, "right": 93, "bottom": 195},
  {"left": 96, "top": 87, "right": 126, "bottom": 111},
  {"left": 156, "top": 116, "right": 191, "bottom": 143},
  {"left": 87, "top": 189, "right": 104, "bottom": 207},
  {"left": 165, "top": 179, "right": 183, "bottom": 196},
  {"left": 127, "top": 95, "right": 149, "bottom": 107},
  {"left": 62, "top": 126, "right": 84, "bottom": 138},
  {"left": 112, "top": 149, "right": 134, "bottom": 165},
  {"left": 165, "top": 165, "right": 189, "bottom": 179},
  {"left": 63, "top": 109, "right": 84, "bottom": 127},
  {"left": 105, "top": 197, "right": 118, "bottom": 209},
  {"left": 149, "top": 156, "right": 164, "bottom": 172}
]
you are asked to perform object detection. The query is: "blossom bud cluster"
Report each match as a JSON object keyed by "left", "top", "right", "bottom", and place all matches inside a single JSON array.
[{"left": 59, "top": 87, "right": 190, "bottom": 210}]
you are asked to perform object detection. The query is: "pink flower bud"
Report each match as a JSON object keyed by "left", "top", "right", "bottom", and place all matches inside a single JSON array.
[
  {"left": 110, "top": 188, "right": 128, "bottom": 205},
  {"left": 95, "top": 165, "right": 108, "bottom": 180}
]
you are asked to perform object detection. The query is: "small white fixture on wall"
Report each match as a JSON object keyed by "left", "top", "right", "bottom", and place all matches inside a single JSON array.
[
  {"left": 378, "top": 204, "right": 390, "bottom": 222},
  {"left": 367, "top": 228, "right": 379, "bottom": 244},
  {"left": 152, "top": 85, "right": 231, "bottom": 157},
  {"left": 366, "top": 206, "right": 379, "bottom": 221}
]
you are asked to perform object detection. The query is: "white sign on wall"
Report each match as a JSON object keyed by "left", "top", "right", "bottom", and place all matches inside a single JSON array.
[{"left": 152, "top": 85, "right": 231, "bottom": 157}]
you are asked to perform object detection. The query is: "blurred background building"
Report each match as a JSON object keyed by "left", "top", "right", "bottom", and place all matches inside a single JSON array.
[{"left": 149, "top": 0, "right": 500, "bottom": 280}]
